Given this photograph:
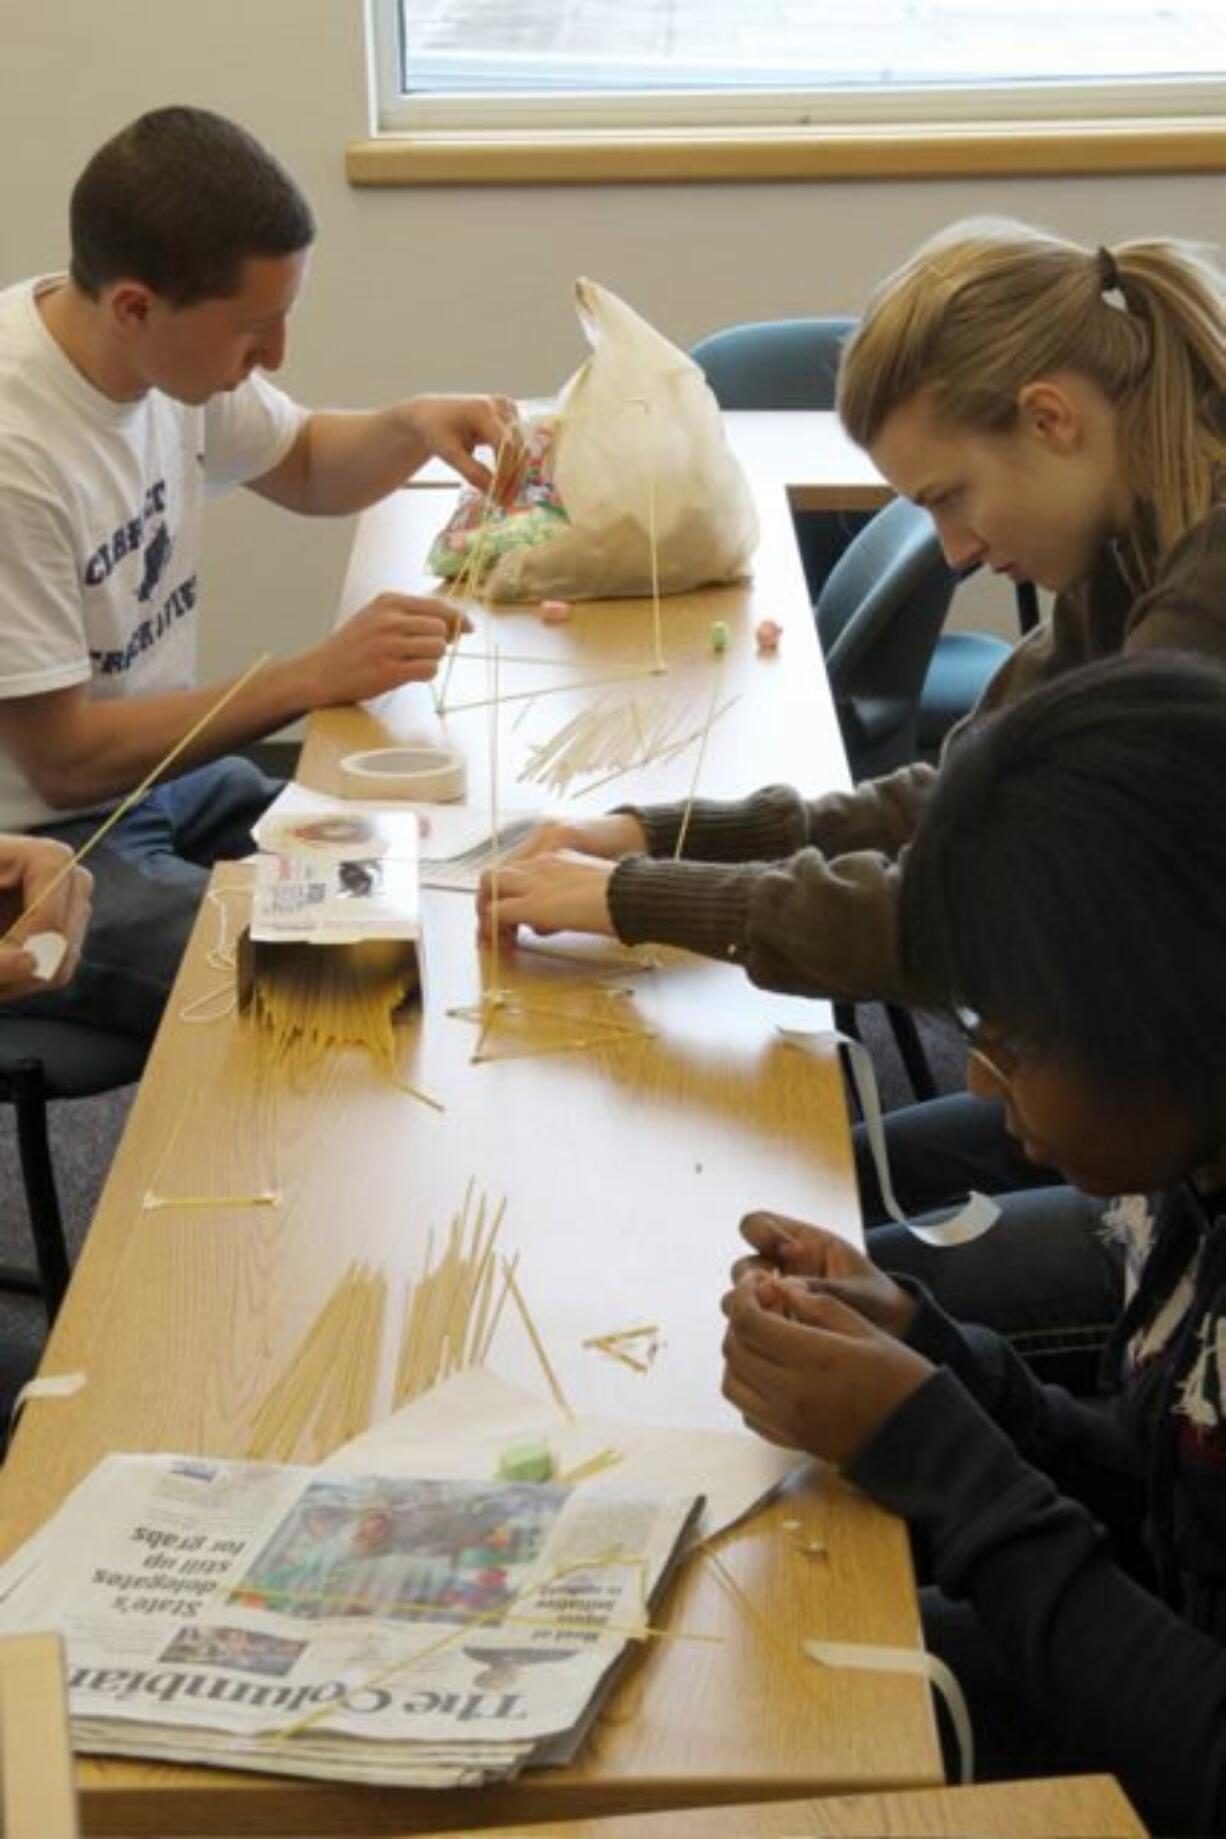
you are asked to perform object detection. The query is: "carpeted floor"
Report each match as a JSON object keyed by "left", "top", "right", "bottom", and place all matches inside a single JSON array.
[{"left": 0, "top": 1003, "right": 965, "bottom": 1391}]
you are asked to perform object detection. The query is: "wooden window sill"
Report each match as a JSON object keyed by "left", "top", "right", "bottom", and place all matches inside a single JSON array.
[{"left": 347, "top": 119, "right": 1226, "bottom": 186}]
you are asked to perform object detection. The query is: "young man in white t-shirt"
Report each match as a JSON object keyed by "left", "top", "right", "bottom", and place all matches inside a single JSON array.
[{"left": 0, "top": 106, "right": 517, "bottom": 1041}]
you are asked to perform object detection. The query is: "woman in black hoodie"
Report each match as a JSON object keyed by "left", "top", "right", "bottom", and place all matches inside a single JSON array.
[{"left": 722, "top": 651, "right": 1226, "bottom": 1835}]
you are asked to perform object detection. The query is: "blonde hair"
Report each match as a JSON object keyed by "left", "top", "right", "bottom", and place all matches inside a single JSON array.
[{"left": 838, "top": 217, "right": 1225, "bottom": 567}]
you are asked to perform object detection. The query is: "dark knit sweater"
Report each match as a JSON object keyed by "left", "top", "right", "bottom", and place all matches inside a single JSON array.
[
  {"left": 609, "top": 502, "right": 1226, "bottom": 1002},
  {"left": 849, "top": 1180, "right": 1226, "bottom": 1835}
]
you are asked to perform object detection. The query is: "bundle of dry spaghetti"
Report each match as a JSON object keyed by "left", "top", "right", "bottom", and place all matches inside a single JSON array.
[
  {"left": 519, "top": 682, "right": 737, "bottom": 800},
  {"left": 246, "top": 1262, "right": 387, "bottom": 1463},
  {"left": 393, "top": 1185, "right": 508, "bottom": 1408},
  {"left": 246, "top": 938, "right": 426, "bottom": 1094}
]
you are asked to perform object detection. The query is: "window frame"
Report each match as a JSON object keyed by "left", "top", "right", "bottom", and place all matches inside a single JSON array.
[
  {"left": 367, "top": 0, "right": 1226, "bottom": 136},
  {"left": 355, "top": 0, "right": 1226, "bottom": 187}
]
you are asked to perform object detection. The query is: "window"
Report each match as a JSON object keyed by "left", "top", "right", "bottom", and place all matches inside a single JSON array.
[{"left": 370, "top": 0, "right": 1226, "bottom": 133}]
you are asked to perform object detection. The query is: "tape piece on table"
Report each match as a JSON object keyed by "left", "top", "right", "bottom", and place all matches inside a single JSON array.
[
  {"left": 25, "top": 931, "right": 68, "bottom": 982},
  {"left": 9, "top": 1371, "right": 87, "bottom": 1431},
  {"left": 805, "top": 1638, "right": 973, "bottom": 1782},
  {"left": 338, "top": 746, "right": 467, "bottom": 803},
  {"left": 779, "top": 1028, "right": 1000, "bottom": 1249}
]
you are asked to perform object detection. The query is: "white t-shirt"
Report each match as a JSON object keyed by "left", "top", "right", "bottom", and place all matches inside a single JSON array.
[{"left": 0, "top": 276, "right": 307, "bottom": 828}]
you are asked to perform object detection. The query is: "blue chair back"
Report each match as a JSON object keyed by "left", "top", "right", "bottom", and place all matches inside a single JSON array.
[
  {"left": 689, "top": 317, "right": 868, "bottom": 600},
  {"left": 816, "top": 496, "right": 959, "bottom": 781},
  {"left": 689, "top": 317, "right": 854, "bottom": 411}
]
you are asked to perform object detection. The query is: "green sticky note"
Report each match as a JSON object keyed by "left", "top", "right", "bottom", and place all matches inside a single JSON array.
[{"left": 497, "top": 1437, "right": 554, "bottom": 1483}]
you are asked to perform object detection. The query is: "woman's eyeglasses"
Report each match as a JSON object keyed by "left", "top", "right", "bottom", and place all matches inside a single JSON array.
[{"left": 952, "top": 1006, "right": 1019, "bottom": 1090}]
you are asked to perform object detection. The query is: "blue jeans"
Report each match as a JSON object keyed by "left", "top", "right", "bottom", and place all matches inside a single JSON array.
[
  {"left": 855, "top": 1094, "right": 1123, "bottom": 1392},
  {"left": 13, "top": 756, "right": 282, "bottom": 1044}
]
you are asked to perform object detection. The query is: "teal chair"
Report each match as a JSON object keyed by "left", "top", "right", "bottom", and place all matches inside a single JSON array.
[
  {"left": 817, "top": 496, "right": 961, "bottom": 783},
  {"left": 690, "top": 317, "right": 869, "bottom": 601}
]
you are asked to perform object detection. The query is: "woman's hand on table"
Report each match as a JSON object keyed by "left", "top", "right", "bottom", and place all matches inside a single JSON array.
[
  {"left": 499, "top": 813, "right": 648, "bottom": 866},
  {"left": 730, "top": 1210, "right": 917, "bottom": 1339},
  {"left": 721, "top": 1272, "right": 933, "bottom": 1465},
  {"left": 478, "top": 850, "right": 619, "bottom": 944},
  {"left": 476, "top": 814, "right": 645, "bottom": 944}
]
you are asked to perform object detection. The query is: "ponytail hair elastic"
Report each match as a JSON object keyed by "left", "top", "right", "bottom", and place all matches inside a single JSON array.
[{"left": 1096, "top": 244, "right": 1123, "bottom": 295}]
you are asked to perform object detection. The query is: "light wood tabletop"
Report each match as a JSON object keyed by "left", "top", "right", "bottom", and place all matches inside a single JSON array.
[
  {"left": 421, "top": 1774, "right": 1148, "bottom": 1838},
  {"left": 0, "top": 1632, "right": 79, "bottom": 1839},
  {"left": 0, "top": 423, "right": 940, "bottom": 1834}
]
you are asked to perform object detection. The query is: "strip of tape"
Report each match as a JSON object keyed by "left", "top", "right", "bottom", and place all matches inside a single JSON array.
[
  {"left": 805, "top": 1638, "right": 973, "bottom": 1784},
  {"left": 339, "top": 746, "right": 467, "bottom": 803},
  {"left": 25, "top": 931, "right": 69, "bottom": 982},
  {"left": 780, "top": 1028, "right": 1000, "bottom": 1249},
  {"left": 9, "top": 1371, "right": 86, "bottom": 1433}
]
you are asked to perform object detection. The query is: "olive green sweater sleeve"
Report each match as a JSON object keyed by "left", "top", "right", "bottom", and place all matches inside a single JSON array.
[
  {"left": 609, "top": 502, "right": 1226, "bottom": 1004},
  {"left": 609, "top": 765, "right": 932, "bottom": 1001}
]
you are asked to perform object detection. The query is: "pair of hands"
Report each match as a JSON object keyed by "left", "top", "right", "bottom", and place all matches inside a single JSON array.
[
  {"left": 310, "top": 393, "right": 521, "bottom": 709},
  {"left": 0, "top": 837, "right": 92, "bottom": 1001},
  {"left": 721, "top": 1212, "right": 932, "bottom": 1468},
  {"left": 475, "top": 813, "right": 647, "bottom": 945}
]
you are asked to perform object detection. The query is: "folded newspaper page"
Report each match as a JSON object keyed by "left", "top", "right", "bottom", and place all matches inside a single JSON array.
[
  {"left": 0, "top": 1454, "right": 701, "bottom": 1788},
  {"left": 326, "top": 1366, "right": 802, "bottom": 1543}
]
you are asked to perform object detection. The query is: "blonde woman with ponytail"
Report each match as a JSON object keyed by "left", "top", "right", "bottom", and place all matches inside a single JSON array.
[
  {"left": 479, "top": 220, "right": 1225, "bottom": 1383},
  {"left": 839, "top": 217, "right": 1224, "bottom": 646}
]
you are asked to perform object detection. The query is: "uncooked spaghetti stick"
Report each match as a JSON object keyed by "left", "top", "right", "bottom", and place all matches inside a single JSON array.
[
  {"left": 396, "top": 1225, "right": 436, "bottom": 1404},
  {"left": 646, "top": 465, "right": 665, "bottom": 673},
  {"left": 314, "top": 1266, "right": 372, "bottom": 1456},
  {"left": 479, "top": 1249, "right": 520, "bottom": 1364},
  {"left": 586, "top": 1337, "right": 650, "bottom": 1375},
  {"left": 465, "top": 1235, "right": 500, "bottom": 1369},
  {"left": 465, "top": 1196, "right": 506, "bottom": 1365},
  {"left": 673, "top": 663, "right": 725, "bottom": 862},
  {"left": 344, "top": 1270, "right": 386, "bottom": 1442},
  {"left": 557, "top": 1447, "right": 624, "bottom": 1486},
  {"left": 253, "top": 1264, "right": 364, "bottom": 1460},
  {"left": 443, "top": 667, "right": 653, "bottom": 717},
  {"left": 502, "top": 1258, "right": 573, "bottom": 1419},
  {"left": 488, "top": 640, "right": 503, "bottom": 993},
  {"left": 0, "top": 654, "right": 270, "bottom": 947}
]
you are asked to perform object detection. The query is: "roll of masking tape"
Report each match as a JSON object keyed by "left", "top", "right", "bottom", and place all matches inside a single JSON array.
[{"left": 339, "top": 745, "right": 468, "bottom": 803}]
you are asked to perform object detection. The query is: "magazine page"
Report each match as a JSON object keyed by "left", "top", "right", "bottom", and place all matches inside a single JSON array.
[{"left": 251, "top": 789, "right": 421, "bottom": 945}]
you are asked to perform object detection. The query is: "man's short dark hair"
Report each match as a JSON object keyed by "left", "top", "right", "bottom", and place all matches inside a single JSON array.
[{"left": 69, "top": 106, "right": 316, "bottom": 308}]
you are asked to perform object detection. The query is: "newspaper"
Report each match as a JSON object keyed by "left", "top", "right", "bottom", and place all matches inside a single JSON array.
[{"left": 0, "top": 1453, "right": 700, "bottom": 1788}]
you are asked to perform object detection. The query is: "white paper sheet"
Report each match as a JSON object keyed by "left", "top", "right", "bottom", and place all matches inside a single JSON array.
[{"left": 325, "top": 1366, "right": 803, "bottom": 1544}]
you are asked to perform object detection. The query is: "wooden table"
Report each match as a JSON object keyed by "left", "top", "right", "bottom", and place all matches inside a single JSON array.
[
  {"left": 427, "top": 1774, "right": 1148, "bottom": 1838},
  {"left": 0, "top": 419, "right": 940, "bottom": 1834}
]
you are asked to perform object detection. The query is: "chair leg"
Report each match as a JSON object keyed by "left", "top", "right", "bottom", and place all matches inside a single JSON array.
[
  {"left": 884, "top": 1004, "right": 938, "bottom": 1103},
  {"left": 10, "top": 1061, "right": 71, "bottom": 1322},
  {"left": 831, "top": 1001, "right": 864, "bottom": 1120},
  {"left": 832, "top": 1000, "right": 859, "bottom": 1042}
]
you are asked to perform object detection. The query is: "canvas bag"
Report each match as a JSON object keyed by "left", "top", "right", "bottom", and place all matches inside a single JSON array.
[{"left": 429, "top": 278, "right": 759, "bottom": 602}]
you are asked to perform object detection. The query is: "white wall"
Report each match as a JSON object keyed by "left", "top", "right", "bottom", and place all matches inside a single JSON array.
[{"left": 3, "top": 1, "right": 1222, "bottom": 698}]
